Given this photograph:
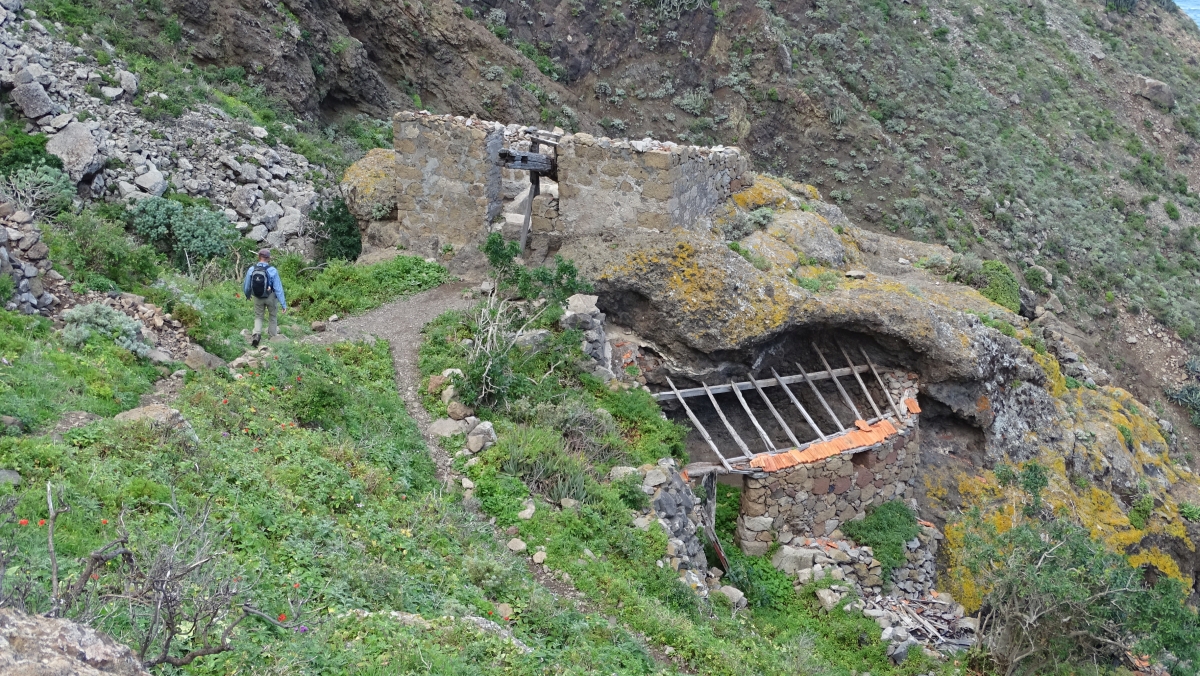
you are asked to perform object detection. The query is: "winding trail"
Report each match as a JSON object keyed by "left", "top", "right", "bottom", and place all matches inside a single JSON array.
[
  {"left": 303, "top": 280, "right": 474, "bottom": 483},
  {"left": 303, "top": 280, "right": 682, "bottom": 670}
]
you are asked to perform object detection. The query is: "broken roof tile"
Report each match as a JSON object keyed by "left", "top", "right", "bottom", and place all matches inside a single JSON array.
[{"left": 904, "top": 398, "right": 921, "bottom": 414}]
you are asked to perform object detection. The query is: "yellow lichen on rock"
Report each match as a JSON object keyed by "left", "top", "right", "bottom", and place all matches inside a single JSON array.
[
  {"left": 340, "top": 148, "right": 398, "bottom": 222},
  {"left": 730, "top": 175, "right": 801, "bottom": 211},
  {"left": 1128, "top": 547, "right": 1186, "bottom": 582},
  {"left": 1032, "top": 351, "right": 1067, "bottom": 398}
]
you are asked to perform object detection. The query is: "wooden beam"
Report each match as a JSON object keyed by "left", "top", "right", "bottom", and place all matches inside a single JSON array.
[
  {"left": 796, "top": 361, "right": 845, "bottom": 432},
  {"left": 860, "top": 346, "right": 905, "bottom": 422},
  {"left": 771, "top": 367, "right": 826, "bottom": 442},
  {"left": 813, "top": 343, "right": 861, "bottom": 421},
  {"left": 518, "top": 139, "right": 541, "bottom": 253},
  {"left": 651, "top": 364, "right": 871, "bottom": 401},
  {"left": 840, "top": 343, "right": 882, "bottom": 419},
  {"left": 750, "top": 374, "right": 802, "bottom": 448},
  {"left": 703, "top": 381, "right": 752, "bottom": 459},
  {"left": 729, "top": 379, "right": 776, "bottom": 453},
  {"left": 668, "top": 377, "right": 731, "bottom": 471}
]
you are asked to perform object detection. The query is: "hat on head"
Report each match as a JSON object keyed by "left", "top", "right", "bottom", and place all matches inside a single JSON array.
[{"left": 258, "top": 248, "right": 271, "bottom": 259}]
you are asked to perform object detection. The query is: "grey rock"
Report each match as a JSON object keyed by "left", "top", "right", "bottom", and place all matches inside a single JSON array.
[
  {"left": 815, "top": 588, "right": 842, "bottom": 611},
  {"left": 100, "top": 85, "right": 124, "bottom": 101},
  {"left": 608, "top": 465, "right": 640, "bottom": 482},
  {"left": 717, "top": 585, "right": 746, "bottom": 608},
  {"left": 1138, "top": 76, "right": 1174, "bottom": 108},
  {"left": 0, "top": 469, "right": 20, "bottom": 485},
  {"left": 0, "top": 607, "right": 151, "bottom": 675},
  {"left": 134, "top": 168, "right": 167, "bottom": 196},
  {"left": 643, "top": 468, "right": 668, "bottom": 487},
  {"left": 430, "top": 418, "right": 468, "bottom": 437},
  {"left": 145, "top": 349, "right": 172, "bottom": 364},
  {"left": 183, "top": 346, "right": 225, "bottom": 370},
  {"left": 46, "top": 121, "right": 103, "bottom": 182},
  {"left": 117, "top": 69, "right": 138, "bottom": 95},
  {"left": 11, "top": 82, "right": 53, "bottom": 118},
  {"left": 231, "top": 185, "right": 258, "bottom": 216},
  {"left": 275, "top": 213, "right": 302, "bottom": 235},
  {"left": 246, "top": 224, "right": 268, "bottom": 242},
  {"left": 771, "top": 545, "right": 818, "bottom": 574},
  {"left": 742, "top": 515, "right": 773, "bottom": 532},
  {"left": 259, "top": 200, "right": 284, "bottom": 228}
]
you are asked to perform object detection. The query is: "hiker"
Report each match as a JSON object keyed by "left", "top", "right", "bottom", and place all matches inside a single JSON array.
[{"left": 243, "top": 248, "right": 287, "bottom": 347}]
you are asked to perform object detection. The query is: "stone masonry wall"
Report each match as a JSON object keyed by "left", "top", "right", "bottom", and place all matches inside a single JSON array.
[
  {"left": 365, "top": 112, "right": 503, "bottom": 256},
  {"left": 736, "top": 420, "right": 921, "bottom": 554},
  {"left": 556, "top": 135, "right": 750, "bottom": 237}
]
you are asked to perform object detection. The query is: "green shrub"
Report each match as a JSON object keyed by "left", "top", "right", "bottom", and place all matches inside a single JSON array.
[
  {"left": 310, "top": 198, "right": 362, "bottom": 262},
  {"left": 481, "top": 233, "right": 591, "bottom": 304},
  {"left": 1128, "top": 494, "right": 1154, "bottom": 529},
  {"left": 1181, "top": 502, "right": 1200, "bottom": 522},
  {"left": 728, "top": 242, "right": 772, "bottom": 271},
  {"left": 979, "top": 260, "right": 1020, "bottom": 313},
  {"left": 283, "top": 255, "right": 448, "bottom": 321},
  {"left": 130, "top": 196, "right": 181, "bottom": 243},
  {"left": 61, "top": 303, "right": 150, "bottom": 357},
  {"left": 0, "top": 275, "right": 12, "bottom": 303},
  {"left": 954, "top": 514, "right": 1200, "bottom": 675},
  {"left": 614, "top": 473, "right": 649, "bottom": 510},
  {"left": 130, "top": 197, "right": 238, "bottom": 266},
  {"left": 0, "top": 164, "right": 75, "bottom": 216},
  {"left": 1023, "top": 266, "right": 1047, "bottom": 293},
  {"left": 1165, "top": 201, "right": 1181, "bottom": 220},
  {"left": 45, "top": 210, "right": 160, "bottom": 291},
  {"left": 841, "top": 501, "right": 920, "bottom": 582},
  {"left": 0, "top": 123, "right": 62, "bottom": 174}
]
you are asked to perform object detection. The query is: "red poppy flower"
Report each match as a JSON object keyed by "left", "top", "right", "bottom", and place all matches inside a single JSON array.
[
  {"left": 101, "top": 519, "right": 108, "bottom": 525},
  {"left": 18, "top": 519, "right": 27, "bottom": 526},
  {"left": 293, "top": 582, "right": 300, "bottom": 588},
  {"left": 91, "top": 573, "right": 99, "bottom": 580},
  {"left": 278, "top": 613, "right": 287, "bottom": 622},
  {"left": 253, "top": 447, "right": 260, "bottom": 452},
  {"left": 487, "top": 610, "right": 492, "bottom": 615},
  {"left": 37, "top": 519, "right": 45, "bottom": 526},
  {"left": 222, "top": 399, "right": 229, "bottom": 404},
  {"left": 296, "top": 376, "right": 302, "bottom": 382}
]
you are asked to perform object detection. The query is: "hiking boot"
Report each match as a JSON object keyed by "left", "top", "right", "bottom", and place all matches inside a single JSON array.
[{"left": 251, "top": 332, "right": 260, "bottom": 347}]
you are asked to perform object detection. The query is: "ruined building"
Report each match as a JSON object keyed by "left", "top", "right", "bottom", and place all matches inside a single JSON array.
[{"left": 343, "top": 111, "right": 1200, "bottom": 603}]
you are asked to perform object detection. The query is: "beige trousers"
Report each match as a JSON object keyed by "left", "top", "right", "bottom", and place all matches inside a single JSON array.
[{"left": 253, "top": 292, "right": 278, "bottom": 337}]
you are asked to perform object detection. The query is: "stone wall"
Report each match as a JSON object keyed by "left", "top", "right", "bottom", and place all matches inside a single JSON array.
[
  {"left": 556, "top": 135, "right": 749, "bottom": 237},
  {"left": 341, "top": 113, "right": 754, "bottom": 261},
  {"left": 736, "top": 419, "right": 921, "bottom": 554},
  {"left": 358, "top": 112, "right": 504, "bottom": 256}
]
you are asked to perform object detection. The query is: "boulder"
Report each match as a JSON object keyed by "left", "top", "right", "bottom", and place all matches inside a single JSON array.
[
  {"left": 815, "top": 588, "right": 843, "bottom": 611},
  {"left": 46, "top": 122, "right": 103, "bottom": 182},
  {"left": 184, "top": 346, "right": 226, "bottom": 370},
  {"left": 717, "top": 585, "right": 747, "bottom": 609},
  {"left": 134, "top": 168, "right": 167, "bottom": 197},
  {"left": 275, "top": 213, "right": 303, "bottom": 235},
  {"left": 117, "top": 69, "right": 138, "bottom": 95},
  {"left": 771, "top": 545, "right": 818, "bottom": 575},
  {"left": 10, "top": 82, "right": 53, "bottom": 119},
  {"left": 113, "top": 404, "right": 198, "bottom": 444},
  {"left": 608, "top": 466, "right": 640, "bottom": 482},
  {"left": 532, "top": 550, "right": 547, "bottom": 564},
  {"left": 246, "top": 224, "right": 268, "bottom": 242},
  {"left": 429, "top": 418, "right": 468, "bottom": 437},
  {"left": 340, "top": 148, "right": 398, "bottom": 222},
  {"left": 231, "top": 185, "right": 258, "bottom": 216},
  {"left": 1138, "top": 76, "right": 1174, "bottom": 108},
  {"left": 642, "top": 468, "right": 668, "bottom": 487},
  {"left": 506, "top": 538, "right": 527, "bottom": 553},
  {"left": 0, "top": 469, "right": 19, "bottom": 486},
  {"left": 447, "top": 401, "right": 473, "bottom": 420},
  {"left": 100, "top": 86, "right": 124, "bottom": 101},
  {"left": 0, "top": 607, "right": 150, "bottom": 675}
]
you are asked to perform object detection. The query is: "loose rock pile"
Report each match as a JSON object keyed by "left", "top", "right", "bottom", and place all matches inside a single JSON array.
[
  {"left": 0, "top": 204, "right": 62, "bottom": 314},
  {"left": 0, "top": 6, "right": 324, "bottom": 254},
  {"left": 835, "top": 592, "right": 977, "bottom": 662},
  {"left": 615, "top": 459, "right": 719, "bottom": 598},
  {"left": 65, "top": 290, "right": 193, "bottom": 364},
  {"left": 559, "top": 293, "right": 612, "bottom": 380},
  {"left": 770, "top": 521, "right": 940, "bottom": 599}
]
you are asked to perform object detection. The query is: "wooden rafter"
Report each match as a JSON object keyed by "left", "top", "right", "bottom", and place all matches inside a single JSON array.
[
  {"left": 651, "top": 365, "right": 872, "bottom": 401},
  {"left": 796, "top": 361, "right": 845, "bottom": 432},
  {"left": 703, "top": 382, "right": 752, "bottom": 459},
  {"left": 770, "top": 367, "right": 826, "bottom": 442},
  {"left": 813, "top": 343, "right": 862, "bottom": 421},
  {"left": 667, "top": 377, "right": 731, "bottom": 471},
  {"left": 730, "top": 379, "right": 776, "bottom": 453},
  {"left": 750, "top": 374, "right": 802, "bottom": 448},
  {"left": 840, "top": 343, "right": 882, "bottom": 419},
  {"left": 860, "top": 346, "right": 904, "bottom": 421}
]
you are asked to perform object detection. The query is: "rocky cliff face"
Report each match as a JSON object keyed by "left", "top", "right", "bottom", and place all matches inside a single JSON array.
[{"left": 0, "top": 608, "right": 150, "bottom": 675}]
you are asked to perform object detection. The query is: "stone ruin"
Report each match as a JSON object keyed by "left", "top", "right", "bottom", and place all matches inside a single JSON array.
[{"left": 342, "top": 110, "right": 749, "bottom": 267}]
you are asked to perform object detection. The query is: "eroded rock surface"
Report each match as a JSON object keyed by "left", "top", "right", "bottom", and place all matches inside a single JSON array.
[{"left": 0, "top": 608, "right": 149, "bottom": 675}]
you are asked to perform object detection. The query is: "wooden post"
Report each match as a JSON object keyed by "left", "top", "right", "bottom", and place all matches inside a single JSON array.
[
  {"left": 796, "top": 361, "right": 845, "bottom": 432},
  {"left": 860, "top": 346, "right": 904, "bottom": 421},
  {"left": 750, "top": 374, "right": 802, "bottom": 448},
  {"left": 840, "top": 343, "right": 882, "bottom": 419},
  {"left": 771, "top": 367, "right": 827, "bottom": 441},
  {"left": 729, "top": 379, "right": 776, "bottom": 453},
  {"left": 703, "top": 382, "right": 752, "bottom": 459},
  {"left": 813, "top": 343, "right": 862, "bottom": 421},
  {"left": 668, "top": 377, "right": 731, "bottom": 471},
  {"left": 518, "top": 139, "right": 541, "bottom": 253}
]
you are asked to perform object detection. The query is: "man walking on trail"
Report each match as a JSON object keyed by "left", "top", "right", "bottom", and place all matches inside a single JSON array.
[{"left": 244, "top": 248, "right": 287, "bottom": 347}]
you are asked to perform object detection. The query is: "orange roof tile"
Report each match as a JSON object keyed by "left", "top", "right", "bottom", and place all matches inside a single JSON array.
[
  {"left": 904, "top": 398, "right": 921, "bottom": 414},
  {"left": 748, "top": 418, "right": 903, "bottom": 472}
]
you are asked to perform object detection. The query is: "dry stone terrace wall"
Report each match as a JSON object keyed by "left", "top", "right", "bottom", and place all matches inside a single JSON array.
[
  {"left": 736, "top": 419, "right": 921, "bottom": 553},
  {"left": 556, "top": 135, "right": 750, "bottom": 236}
]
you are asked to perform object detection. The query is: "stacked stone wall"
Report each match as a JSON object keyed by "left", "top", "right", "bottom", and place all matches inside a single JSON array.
[
  {"left": 553, "top": 134, "right": 749, "bottom": 237},
  {"left": 369, "top": 112, "right": 503, "bottom": 256},
  {"left": 736, "top": 420, "right": 920, "bottom": 554}
]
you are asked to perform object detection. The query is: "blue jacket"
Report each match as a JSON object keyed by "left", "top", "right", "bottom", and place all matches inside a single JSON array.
[{"left": 244, "top": 262, "right": 287, "bottom": 309}]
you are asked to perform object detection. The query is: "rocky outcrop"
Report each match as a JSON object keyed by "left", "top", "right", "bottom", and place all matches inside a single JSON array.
[
  {"left": 1137, "top": 75, "right": 1174, "bottom": 108},
  {"left": 1, "top": 204, "right": 63, "bottom": 315},
  {"left": 0, "top": 608, "right": 149, "bottom": 675}
]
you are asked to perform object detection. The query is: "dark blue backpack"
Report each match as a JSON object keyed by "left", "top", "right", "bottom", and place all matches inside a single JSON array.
[{"left": 249, "top": 265, "right": 270, "bottom": 299}]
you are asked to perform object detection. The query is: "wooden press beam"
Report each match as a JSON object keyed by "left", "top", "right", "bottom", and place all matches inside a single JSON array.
[
  {"left": 652, "top": 364, "right": 871, "bottom": 401},
  {"left": 796, "top": 361, "right": 846, "bottom": 432},
  {"left": 750, "top": 374, "right": 802, "bottom": 448},
  {"left": 840, "top": 343, "right": 882, "bottom": 419},
  {"left": 518, "top": 138, "right": 541, "bottom": 253},
  {"left": 860, "top": 346, "right": 905, "bottom": 421},
  {"left": 667, "top": 377, "right": 731, "bottom": 471},
  {"left": 771, "top": 367, "right": 826, "bottom": 441},
  {"left": 729, "top": 379, "right": 776, "bottom": 453},
  {"left": 703, "top": 382, "right": 752, "bottom": 459},
  {"left": 813, "top": 343, "right": 862, "bottom": 421}
]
